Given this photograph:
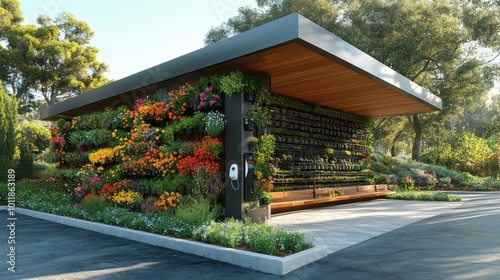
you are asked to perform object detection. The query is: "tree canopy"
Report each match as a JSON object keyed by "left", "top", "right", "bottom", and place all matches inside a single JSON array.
[
  {"left": 0, "top": 0, "right": 110, "bottom": 111},
  {"left": 205, "top": 0, "right": 500, "bottom": 160}
]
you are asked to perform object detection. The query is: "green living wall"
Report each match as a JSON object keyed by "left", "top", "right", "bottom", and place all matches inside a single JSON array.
[{"left": 268, "top": 95, "right": 373, "bottom": 192}]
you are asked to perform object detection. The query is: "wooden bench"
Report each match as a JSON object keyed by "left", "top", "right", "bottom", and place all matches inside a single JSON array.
[{"left": 270, "top": 185, "right": 394, "bottom": 213}]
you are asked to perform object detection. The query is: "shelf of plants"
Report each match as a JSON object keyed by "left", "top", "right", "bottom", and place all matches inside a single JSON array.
[{"left": 267, "top": 95, "right": 373, "bottom": 192}]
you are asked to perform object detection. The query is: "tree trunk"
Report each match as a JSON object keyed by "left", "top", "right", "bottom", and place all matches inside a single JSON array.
[
  {"left": 390, "top": 129, "right": 403, "bottom": 157},
  {"left": 410, "top": 114, "right": 422, "bottom": 161},
  {"left": 391, "top": 145, "right": 396, "bottom": 157}
]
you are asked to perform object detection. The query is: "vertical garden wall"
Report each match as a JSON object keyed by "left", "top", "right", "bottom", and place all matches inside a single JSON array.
[
  {"left": 268, "top": 94, "right": 372, "bottom": 192},
  {"left": 50, "top": 70, "right": 374, "bottom": 219}
]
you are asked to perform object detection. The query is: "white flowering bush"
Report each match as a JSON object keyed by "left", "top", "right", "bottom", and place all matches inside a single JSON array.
[{"left": 204, "top": 111, "right": 226, "bottom": 137}]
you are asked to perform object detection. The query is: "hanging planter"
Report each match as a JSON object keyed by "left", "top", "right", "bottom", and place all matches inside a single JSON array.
[
  {"left": 244, "top": 123, "right": 254, "bottom": 131},
  {"left": 195, "top": 125, "right": 205, "bottom": 133},
  {"left": 244, "top": 92, "right": 255, "bottom": 102}
]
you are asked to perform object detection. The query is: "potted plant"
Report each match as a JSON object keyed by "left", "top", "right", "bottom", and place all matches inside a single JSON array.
[
  {"left": 220, "top": 70, "right": 245, "bottom": 97},
  {"left": 193, "top": 111, "right": 207, "bottom": 133},
  {"left": 195, "top": 85, "right": 222, "bottom": 110},
  {"left": 178, "top": 116, "right": 198, "bottom": 134},
  {"left": 261, "top": 191, "right": 272, "bottom": 205},
  {"left": 244, "top": 104, "right": 271, "bottom": 132},
  {"left": 204, "top": 111, "right": 226, "bottom": 137},
  {"left": 248, "top": 136, "right": 258, "bottom": 151}
]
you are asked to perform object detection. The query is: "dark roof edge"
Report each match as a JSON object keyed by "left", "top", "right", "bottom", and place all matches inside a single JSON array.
[
  {"left": 40, "top": 13, "right": 302, "bottom": 120},
  {"left": 295, "top": 14, "right": 442, "bottom": 111}
]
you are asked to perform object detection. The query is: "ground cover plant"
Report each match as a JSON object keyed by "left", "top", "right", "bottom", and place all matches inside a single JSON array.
[
  {"left": 386, "top": 191, "right": 461, "bottom": 202},
  {"left": 369, "top": 151, "right": 500, "bottom": 202},
  {"left": 370, "top": 151, "right": 500, "bottom": 191}
]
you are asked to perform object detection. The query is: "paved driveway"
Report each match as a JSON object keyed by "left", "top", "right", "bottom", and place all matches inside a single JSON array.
[{"left": 1, "top": 192, "right": 499, "bottom": 279}]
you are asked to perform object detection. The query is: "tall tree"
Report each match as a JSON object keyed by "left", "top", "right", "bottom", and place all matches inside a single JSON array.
[
  {"left": 1, "top": 1, "right": 110, "bottom": 109},
  {"left": 205, "top": 0, "right": 340, "bottom": 45},
  {"left": 205, "top": 0, "right": 500, "bottom": 160},
  {"left": 0, "top": 84, "right": 18, "bottom": 181}
]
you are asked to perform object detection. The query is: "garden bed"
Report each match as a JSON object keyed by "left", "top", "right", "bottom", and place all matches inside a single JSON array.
[{"left": 9, "top": 207, "right": 327, "bottom": 275}]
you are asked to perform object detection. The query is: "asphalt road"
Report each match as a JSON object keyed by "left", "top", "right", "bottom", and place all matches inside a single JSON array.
[{"left": 1, "top": 192, "right": 499, "bottom": 280}]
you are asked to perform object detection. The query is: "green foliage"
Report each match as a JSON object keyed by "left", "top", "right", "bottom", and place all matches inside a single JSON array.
[
  {"left": 219, "top": 70, "right": 245, "bottom": 96},
  {"left": 1, "top": 10, "right": 110, "bottom": 106},
  {"left": 20, "top": 120, "right": 51, "bottom": 152},
  {"left": 274, "top": 228, "right": 314, "bottom": 254},
  {"left": 244, "top": 104, "right": 271, "bottom": 130},
  {"left": 371, "top": 152, "right": 495, "bottom": 188},
  {"left": 0, "top": 183, "right": 8, "bottom": 204},
  {"left": 204, "top": 0, "right": 339, "bottom": 45},
  {"left": 17, "top": 137, "right": 34, "bottom": 179},
  {"left": 387, "top": 191, "right": 462, "bottom": 202},
  {"left": 204, "top": 110, "right": 226, "bottom": 137},
  {"left": 254, "top": 134, "right": 276, "bottom": 179},
  {"left": 472, "top": 178, "right": 500, "bottom": 191},
  {"left": 248, "top": 224, "right": 276, "bottom": 255},
  {"left": 174, "top": 199, "right": 217, "bottom": 227},
  {"left": 193, "top": 217, "right": 313, "bottom": 255},
  {"left": 81, "top": 194, "right": 107, "bottom": 214},
  {"left": 422, "top": 131, "right": 496, "bottom": 177},
  {"left": 0, "top": 86, "right": 18, "bottom": 181},
  {"left": 37, "top": 162, "right": 62, "bottom": 180}
]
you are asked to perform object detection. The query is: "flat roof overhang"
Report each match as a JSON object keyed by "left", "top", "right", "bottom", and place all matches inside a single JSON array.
[{"left": 40, "top": 13, "right": 442, "bottom": 120}]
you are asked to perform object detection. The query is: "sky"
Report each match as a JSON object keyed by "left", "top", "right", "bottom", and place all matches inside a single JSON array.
[{"left": 19, "top": 0, "right": 257, "bottom": 81}]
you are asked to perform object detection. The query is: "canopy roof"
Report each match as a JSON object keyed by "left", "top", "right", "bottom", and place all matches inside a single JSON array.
[{"left": 40, "top": 13, "right": 441, "bottom": 120}]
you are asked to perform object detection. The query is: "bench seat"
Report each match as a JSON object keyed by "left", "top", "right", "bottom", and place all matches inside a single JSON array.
[{"left": 270, "top": 185, "right": 395, "bottom": 213}]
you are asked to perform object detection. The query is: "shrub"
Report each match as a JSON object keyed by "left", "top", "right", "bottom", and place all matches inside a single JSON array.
[
  {"left": 81, "top": 193, "right": 107, "bottom": 213},
  {"left": 0, "top": 183, "right": 8, "bottom": 204},
  {"left": 400, "top": 176, "right": 415, "bottom": 191},
  {"left": 386, "top": 191, "right": 461, "bottom": 202},
  {"left": 0, "top": 87, "right": 18, "bottom": 182},
  {"left": 112, "top": 190, "right": 143, "bottom": 209},
  {"left": 248, "top": 223, "right": 276, "bottom": 255},
  {"left": 274, "top": 228, "right": 314, "bottom": 254},
  {"left": 175, "top": 199, "right": 217, "bottom": 227},
  {"left": 472, "top": 178, "right": 500, "bottom": 191},
  {"left": 21, "top": 121, "right": 51, "bottom": 152},
  {"left": 437, "top": 177, "right": 452, "bottom": 189},
  {"left": 17, "top": 138, "right": 34, "bottom": 179}
]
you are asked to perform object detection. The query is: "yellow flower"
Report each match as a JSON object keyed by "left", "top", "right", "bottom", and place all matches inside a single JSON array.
[{"left": 89, "top": 148, "right": 116, "bottom": 165}]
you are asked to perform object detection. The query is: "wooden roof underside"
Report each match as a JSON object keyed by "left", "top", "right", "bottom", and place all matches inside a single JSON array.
[{"left": 227, "top": 43, "right": 436, "bottom": 118}]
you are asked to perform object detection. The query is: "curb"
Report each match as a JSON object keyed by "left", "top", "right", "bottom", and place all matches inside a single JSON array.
[{"left": 12, "top": 208, "right": 328, "bottom": 275}]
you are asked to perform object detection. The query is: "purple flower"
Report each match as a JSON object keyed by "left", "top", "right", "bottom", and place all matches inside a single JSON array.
[{"left": 88, "top": 176, "right": 102, "bottom": 185}]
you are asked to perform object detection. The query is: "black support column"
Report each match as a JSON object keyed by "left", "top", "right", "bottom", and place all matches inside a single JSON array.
[{"left": 224, "top": 91, "right": 253, "bottom": 219}]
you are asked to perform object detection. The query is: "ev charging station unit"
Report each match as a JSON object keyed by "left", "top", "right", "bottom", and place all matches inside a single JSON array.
[{"left": 224, "top": 84, "right": 263, "bottom": 219}]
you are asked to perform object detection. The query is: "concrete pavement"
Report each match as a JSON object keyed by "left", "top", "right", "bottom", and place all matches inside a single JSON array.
[
  {"left": 1, "top": 192, "right": 499, "bottom": 279},
  {"left": 268, "top": 195, "right": 464, "bottom": 254}
]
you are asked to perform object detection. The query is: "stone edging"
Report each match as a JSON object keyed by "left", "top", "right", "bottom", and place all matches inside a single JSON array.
[{"left": 8, "top": 207, "right": 327, "bottom": 275}]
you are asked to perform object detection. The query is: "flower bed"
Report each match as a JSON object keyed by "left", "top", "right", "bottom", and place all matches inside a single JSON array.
[{"left": 14, "top": 179, "right": 313, "bottom": 257}]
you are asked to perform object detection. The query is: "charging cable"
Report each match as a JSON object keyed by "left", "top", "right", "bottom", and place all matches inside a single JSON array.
[{"left": 230, "top": 179, "right": 240, "bottom": 191}]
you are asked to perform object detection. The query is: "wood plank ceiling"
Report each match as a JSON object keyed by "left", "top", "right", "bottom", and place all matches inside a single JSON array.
[{"left": 229, "top": 42, "right": 436, "bottom": 119}]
